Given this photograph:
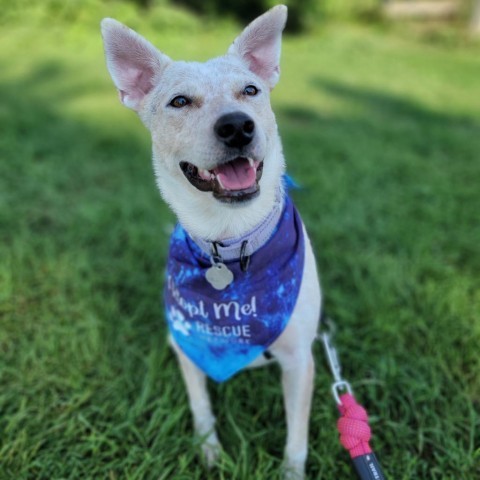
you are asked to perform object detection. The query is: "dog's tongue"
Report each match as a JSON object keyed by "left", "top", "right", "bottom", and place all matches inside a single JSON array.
[{"left": 214, "top": 158, "right": 256, "bottom": 191}]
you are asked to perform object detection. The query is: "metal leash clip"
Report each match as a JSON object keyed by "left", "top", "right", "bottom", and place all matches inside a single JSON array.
[{"left": 318, "top": 316, "right": 352, "bottom": 405}]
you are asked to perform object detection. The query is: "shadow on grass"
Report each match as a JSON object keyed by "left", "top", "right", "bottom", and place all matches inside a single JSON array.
[
  {"left": 279, "top": 77, "right": 479, "bottom": 278},
  {"left": 0, "top": 58, "right": 168, "bottom": 318},
  {"left": 312, "top": 77, "right": 477, "bottom": 126},
  {"left": 0, "top": 58, "right": 178, "bottom": 429}
]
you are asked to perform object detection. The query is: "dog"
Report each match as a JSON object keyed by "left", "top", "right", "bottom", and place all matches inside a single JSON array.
[{"left": 101, "top": 5, "right": 321, "bottom": 479}]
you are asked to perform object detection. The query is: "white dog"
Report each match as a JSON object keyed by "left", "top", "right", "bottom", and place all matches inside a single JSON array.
[{"left": 101, "top": 5, "right": 321, "bottom": 478}]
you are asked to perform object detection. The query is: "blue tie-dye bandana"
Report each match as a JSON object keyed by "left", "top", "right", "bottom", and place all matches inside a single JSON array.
[{"left": 164, "top": 195, "right": 305, "bottom": 382}]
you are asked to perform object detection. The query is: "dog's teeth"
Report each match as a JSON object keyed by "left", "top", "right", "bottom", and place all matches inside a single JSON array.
[
  {"left": 216, "top": 175, "right": 225, "bottom": 189},
  {"left": 248, "top": 158, "right": 254, "bottom": 168},
  {"left": 199, "top": 169, "right": 214, "bottom": 180}
]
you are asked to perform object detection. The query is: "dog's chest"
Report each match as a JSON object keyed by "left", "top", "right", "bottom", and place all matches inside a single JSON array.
[{"left": 164, "top": 195, "right": 305, "bottom": 382}]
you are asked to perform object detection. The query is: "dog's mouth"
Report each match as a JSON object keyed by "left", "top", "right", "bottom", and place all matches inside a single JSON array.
[{"left": 180, "top": 157, "right": 263, "bottom": 203}]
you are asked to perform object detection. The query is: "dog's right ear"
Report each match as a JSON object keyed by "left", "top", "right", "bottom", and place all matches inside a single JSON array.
[{"left": 101, "top": 19, "right": 171, "bottom": 111}]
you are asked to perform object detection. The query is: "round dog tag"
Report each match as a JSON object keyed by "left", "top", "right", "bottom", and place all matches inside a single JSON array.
[{"left": 205, "top": 263, "right": 234, "bottom": 290}]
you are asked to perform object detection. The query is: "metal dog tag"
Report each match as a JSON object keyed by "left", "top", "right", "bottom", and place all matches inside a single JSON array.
[{"left": 205, "top": 263, "right": 234, "bottom": 290}]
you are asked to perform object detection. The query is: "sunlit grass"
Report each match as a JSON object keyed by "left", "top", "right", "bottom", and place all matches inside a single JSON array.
[{"left": 0, "top": 8, "right": 479, "bottom": 479}]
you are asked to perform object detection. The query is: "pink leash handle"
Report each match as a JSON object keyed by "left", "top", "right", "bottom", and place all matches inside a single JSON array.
[{"left": 338, "top": 393, "right": 386, "bottom": 480}]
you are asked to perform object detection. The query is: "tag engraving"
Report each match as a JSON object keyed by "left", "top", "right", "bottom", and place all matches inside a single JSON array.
[{"left": 205, "top": 263, "right": 234, "bottom": 290}]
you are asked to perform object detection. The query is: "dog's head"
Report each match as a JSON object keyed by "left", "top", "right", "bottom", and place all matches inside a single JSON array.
[{"left": 101, "top": 6, "right": 287, "bottom": 239}]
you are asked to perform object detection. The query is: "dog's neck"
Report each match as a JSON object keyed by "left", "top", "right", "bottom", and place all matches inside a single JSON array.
[
  {"left": 157, "top": 177, "right": 282, "bottom": 242},
  {"left": 189, "top": 192, "right": 284, "bottom": 261}
]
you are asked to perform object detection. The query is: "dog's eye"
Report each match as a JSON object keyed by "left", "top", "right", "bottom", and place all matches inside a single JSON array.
[
  {"left": 169, "top": 96, "right": 191, "bottom": 108},
  {"left": 243, "top": 85, "right": 259, "bottom": 96}
]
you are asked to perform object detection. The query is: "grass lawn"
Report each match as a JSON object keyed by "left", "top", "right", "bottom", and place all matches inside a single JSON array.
[{"left": 1, "top": 6, "right": 479, "bottom": 480}]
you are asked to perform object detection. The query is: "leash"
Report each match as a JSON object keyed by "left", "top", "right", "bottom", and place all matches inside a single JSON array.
[{"left": 319, "top": 315, "right": 387, "bottom": 480}]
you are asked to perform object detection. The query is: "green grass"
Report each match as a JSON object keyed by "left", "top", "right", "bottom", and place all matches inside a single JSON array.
[{"left": 1, "top": 8, "right": 480, "bottom": 480}]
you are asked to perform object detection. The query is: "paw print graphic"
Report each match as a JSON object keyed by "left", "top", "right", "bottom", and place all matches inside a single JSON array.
[{"left": 170, "top": 306, "right": 192, "bottom": 336}]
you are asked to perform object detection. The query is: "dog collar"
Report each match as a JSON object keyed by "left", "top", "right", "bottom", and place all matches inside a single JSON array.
[{"left": 189, "top": 194, "right": 284, "bottom": 262}]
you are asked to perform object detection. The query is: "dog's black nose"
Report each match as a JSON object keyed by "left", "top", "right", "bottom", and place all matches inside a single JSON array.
[{"left": 214, "top": 112, "right": 255, "bottom": 149}]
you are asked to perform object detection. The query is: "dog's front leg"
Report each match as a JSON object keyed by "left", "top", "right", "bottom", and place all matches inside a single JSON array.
[
  {"left": 170, "top": 337, "right": 222, "bottom": 466},
  {"left": 280, "top": 353, "right": 315, "bottom": 480}
]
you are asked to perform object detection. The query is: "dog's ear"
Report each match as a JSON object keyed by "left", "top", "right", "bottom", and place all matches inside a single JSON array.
[
  {"left": 227, "top": 5, "right": 287, "bottom": 89},
  {"left": 101, "top": 18, "right": 171, "bottom": 111}
]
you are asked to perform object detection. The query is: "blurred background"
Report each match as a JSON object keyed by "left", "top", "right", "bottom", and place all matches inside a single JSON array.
[{"left": 1, "top": 1, "right": 479, "bottom": 479}]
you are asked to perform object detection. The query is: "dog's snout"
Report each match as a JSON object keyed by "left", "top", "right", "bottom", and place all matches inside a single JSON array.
[{"left": 214, "top": 112, "right": 255, "bottom": 149}]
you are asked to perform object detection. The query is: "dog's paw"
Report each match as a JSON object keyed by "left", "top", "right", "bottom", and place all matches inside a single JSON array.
[
  {"left": 200, "top": 431, "right": 222, "bottom": 468},
  {"left": 282, "top": 460, "right": 305, "bottom": 480}
]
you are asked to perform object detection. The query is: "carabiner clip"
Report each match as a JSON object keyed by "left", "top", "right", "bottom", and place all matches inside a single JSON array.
[
  {"left": 320, "top": 330, "right": 342, "bottom": 384},
  {"left": 318, "top": 316, "right": 353, "bottom": 405}
]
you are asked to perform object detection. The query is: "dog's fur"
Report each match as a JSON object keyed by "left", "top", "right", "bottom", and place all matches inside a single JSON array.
[{"left": 101, "top": 6, "right": 321, "bottom": 478}]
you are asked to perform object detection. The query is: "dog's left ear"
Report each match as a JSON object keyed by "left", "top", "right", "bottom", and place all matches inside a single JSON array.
[{"left": 228, "top": 5, "right": 287, "bottom": 89}]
